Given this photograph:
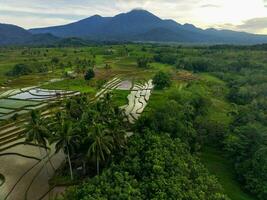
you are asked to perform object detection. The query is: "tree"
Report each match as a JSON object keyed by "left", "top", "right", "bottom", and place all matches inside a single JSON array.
[
  {"left": 51, "top": 57, "right": 60, "bottom": 72},
  {"left": 84, "top": 68, "right": 95, "bottom": 80},
  {"left": 87, "top": 123, "right": 113, "bottom": 175},
  {"left": 137, "top": 57, "right": 150, "bottom": 68},
  {"left": 7, "top": 63, "right": 32, "bottom": 76},
  {"left": 63, "top": 131, "right": 230, "bottom": 200},
  {"left": 152, "top": 71, "right": 171, "bottom": 89},
  {"left": 108, "top": 115, "right": 127, "bottom": 150},
  {"left": 51, "top": 57, "right": 60, "bottom": 64},
  {"left": 51, "top": 118, "right": 78, "bottom": 180},
  {"left": 24, "top": 110, "right": 54, "bottom": 175}
]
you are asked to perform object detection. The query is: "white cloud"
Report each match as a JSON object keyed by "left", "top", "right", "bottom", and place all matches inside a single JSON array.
[
  {"left": 0, "top": 0, "right": 266, "bottom": 33},
  {"left": 217, "top": 17, "right": 267, "bottom": 34}
]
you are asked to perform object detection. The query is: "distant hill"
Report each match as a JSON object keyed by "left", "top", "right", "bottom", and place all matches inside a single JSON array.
[
  {"left": 29, "top": 9, "right": 267, "bottom": 44},
  {"left": 0, "top": 23, "right": 59, "bottom": 46},
  {"left": 0, "top": 23, "right": 32, "bottom": 45}
]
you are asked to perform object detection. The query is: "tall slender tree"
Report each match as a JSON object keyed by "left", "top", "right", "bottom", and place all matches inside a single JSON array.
[
  {"left": 87, "top": 123, "right": 114, "bottom": 175},
  {"left": 51, "top": 119, "right": 78, "bottom": 180},
  {"left": 24, "top": 110, "right": 54, "bottom": 175}
]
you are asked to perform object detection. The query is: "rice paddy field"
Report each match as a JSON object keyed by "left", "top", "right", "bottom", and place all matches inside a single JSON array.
[{"left": 0, "top": 44, "right": 266, "bottom": 199}]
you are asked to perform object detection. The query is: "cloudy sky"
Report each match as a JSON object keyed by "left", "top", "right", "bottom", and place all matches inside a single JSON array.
[{"left": 0, "top": 0, "right": 267, "bottom": 34}]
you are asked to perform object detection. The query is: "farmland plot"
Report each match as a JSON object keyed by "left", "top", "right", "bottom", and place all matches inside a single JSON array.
[
  {"left": 0, "top": 142, "right": 64, "bottom": 200},
  {"left": 0, "top": 87, "right": 80, "bottom": 122},
  {"left": 95, "top": 77, "right": 122, "bottom": 99},
  {"left": 122, "top": 80, "right": 154, "bottom": 123}
]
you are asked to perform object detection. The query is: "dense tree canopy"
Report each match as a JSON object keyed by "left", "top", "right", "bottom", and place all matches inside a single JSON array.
[
  {"left": 152, "top": 71, "right": 171, "bottom": 89},
  {"left": 84, "top": 68, "right": 95, "bottom": 80}
]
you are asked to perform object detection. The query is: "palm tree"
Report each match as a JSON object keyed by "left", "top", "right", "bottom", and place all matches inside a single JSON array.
[
  {"left": 109, "top": 119, "right": 127, "bottom": 150},
  {"left": 25, "top": 110, "right": 48, "bottom": 147},
  {"left": 51, "top": 119, "right": 78, "bottom": 180},
  {"left": 25, "top": 110, "right": 54, "bottom": 174},
  {"left": 87, "top": 123, "right": 114, "bottom": 175}
]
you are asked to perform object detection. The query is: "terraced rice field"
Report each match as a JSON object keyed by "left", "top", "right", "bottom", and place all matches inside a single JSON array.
[
  {"left": 0, "top": 141, "right": 64, "bottom": 200},
  {"left": 0, "top": 99, "right": 40, "bottom": 109},
  {"left": 95, "top": 77, "right": 122, "bottom": 99},
  {"left": 0, "top": 77, "right": 154, "bottom": 199},
  {"left": 0, "top": 87, "right": 80, "bottom": 121},
  {"left": 122, "top": 80, "right": 154, "bottom": 123},
  {"left": 0, "top": 85, "right": 81, "bottom": 199}
]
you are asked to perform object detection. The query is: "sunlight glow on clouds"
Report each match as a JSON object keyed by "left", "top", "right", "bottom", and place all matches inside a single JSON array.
[{"left": 0, "top": 0, "right": 266, "bottom": 34}]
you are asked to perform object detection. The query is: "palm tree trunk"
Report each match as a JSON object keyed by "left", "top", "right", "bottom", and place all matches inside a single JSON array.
[
  {"left": 66, "top": 146, "right": 74, "bottom": 180},
  {"left": 96, "top": 157, "right": 99, "bottom": 175}
]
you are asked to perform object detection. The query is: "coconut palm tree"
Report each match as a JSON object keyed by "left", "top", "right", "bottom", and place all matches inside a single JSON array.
[
  {"left": 25, "top": 110, "right": 48, "bottom": 147},
  {"left": 108, "top": 119, "right": 127, "bottom": 150},
  {"left": 24, "top": 110, "right": 54, "bottom": 174},
  {"left": 87, "top": 123, "right": 114, "bottom": 175},
  {"left": 51, "top": 119, "right": 78, "bottom": 180}
]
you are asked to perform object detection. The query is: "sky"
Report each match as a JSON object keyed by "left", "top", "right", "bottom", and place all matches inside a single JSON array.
[{"left": 0, "top": 0, "right": 267, "bottom": 34}]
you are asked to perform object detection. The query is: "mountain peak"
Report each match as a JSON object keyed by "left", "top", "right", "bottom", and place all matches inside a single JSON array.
[
  {"left": 130, "top": 8, "right": 149, "bottom": 13},
  {"left": 91, "top": 14, "right": 102, "bottom": 18},
  {"left": 124, "top": 9, "right": 158, "bottom": 17},
  {"left": 28, "top": 9, "right": 267, "bottom": 45}
]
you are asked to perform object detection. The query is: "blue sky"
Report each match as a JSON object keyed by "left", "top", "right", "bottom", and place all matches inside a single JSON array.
[{"left": 0, "top": 0, "right": 267, "bottom": 34}]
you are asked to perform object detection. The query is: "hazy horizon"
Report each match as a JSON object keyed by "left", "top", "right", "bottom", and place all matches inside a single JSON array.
[{"left": 0, "top": 0, "right": 267, "bottom": 34}]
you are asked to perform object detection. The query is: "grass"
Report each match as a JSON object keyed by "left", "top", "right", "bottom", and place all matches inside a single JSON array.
[
  {"left": 43, "top": 78, "right": 96, "bottom": 94},
  {"left": 112, "top": 90, "right": 130, "bottom": 106},
  {"left": 200, "top": 147, "right": 256, "bottom": 200},
  {"left": 0, "top": 99, "right": 40, "bottom": 109},
  {"left": 0, "top": 108, "right": 14, "bottom": 114}
]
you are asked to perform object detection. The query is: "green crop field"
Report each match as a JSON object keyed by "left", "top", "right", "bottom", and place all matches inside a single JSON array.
[
  {"left": 0, "top": 107, "right": 14, "bottom": 114},
  {"left": 0, "top": 99, "right": 40, "bottom": 109}
]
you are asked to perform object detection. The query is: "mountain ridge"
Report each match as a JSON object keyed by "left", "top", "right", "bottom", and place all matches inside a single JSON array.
[
  {"left": 1, "top": 9, "right": 267, "bottom": 45},
  {"left": 0, "top": 23, "right": 59, "bottom": 46},
  {"left": 29, "top": 9, "right": 267, "bottom": 44}
]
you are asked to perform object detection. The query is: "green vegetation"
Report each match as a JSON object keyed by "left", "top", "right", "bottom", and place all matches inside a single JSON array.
[
  {"left": 43, "top": 79, "right": 96, "bottom": 94},
  {"left": 0, "top": 99, "right": 40, "bottom": 109},
  {"left": 111, "top": 90, "right": 129, "bottom": 106},
  {"left": 152, "top": 71, "right": 171, "bottom": 89},
  {"left": 84, "top": 68, "right": 95, "bottom": 80},
  {"left": 137, "top": 57, "right": 150, "bottom": 68},
  {"left": 201, "top": 148, "right": 256, "bottom": 200},
  {"left": 1, "top": 44, "right": 267, "bottom": 200}
]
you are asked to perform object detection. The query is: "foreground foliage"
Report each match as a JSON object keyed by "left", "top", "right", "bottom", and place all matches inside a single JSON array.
[
  {"left": 60, "top": 89, "right": 229, "bottom": 200},
  {"left": 62, "top": 131, "right": 229, "bottom": 200}
]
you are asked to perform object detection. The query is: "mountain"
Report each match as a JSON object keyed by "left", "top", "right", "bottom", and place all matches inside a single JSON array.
[
  {"left": 1, "top": 10, "right": 267, "bottom": 45},
  {"left": 0, "top": 23, "right": 32, "bottom": 45},
  {"left": 0, "top": 23, "right": 59, "bottom": 46},
  {"left": 29, "top": 9, "right": 267, "bottom": 44}
]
